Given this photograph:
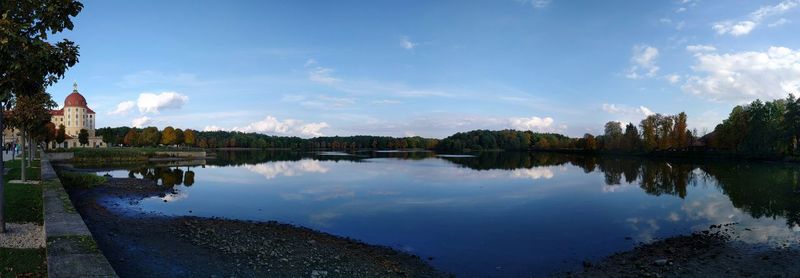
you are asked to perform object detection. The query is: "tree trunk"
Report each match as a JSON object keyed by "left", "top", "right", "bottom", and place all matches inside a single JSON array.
[
  {"left": 0, "top": 103, "right": 5, "bottom": 233},
  {"left": 21, "top": 132, "right": 26, "bottom": 182}
]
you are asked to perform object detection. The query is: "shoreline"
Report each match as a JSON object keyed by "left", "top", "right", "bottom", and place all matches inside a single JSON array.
[
  {"left": 561, "top": 224, "right": 800, "bottom": 277},
  {"left": 64, "top": 176, "right": 447, "bottom": 277}
]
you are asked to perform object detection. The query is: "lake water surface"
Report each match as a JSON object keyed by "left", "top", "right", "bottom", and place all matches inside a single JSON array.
[{"left": 90, "top": 151, "right": 800, "bottom": 277}]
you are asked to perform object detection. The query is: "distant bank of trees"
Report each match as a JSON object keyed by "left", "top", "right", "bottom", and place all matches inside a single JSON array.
[
  {"left": 436, "top": 112, "right": 694, "bottom": 153},
  {"left": 706, "top": 95, "right": 800, "bottom": 156},
  {"left": 95, "top": 126, "right": 439, "bottom": 150},
  {"left": 94, "top": 94, "right": 800, "bottom": 158}
]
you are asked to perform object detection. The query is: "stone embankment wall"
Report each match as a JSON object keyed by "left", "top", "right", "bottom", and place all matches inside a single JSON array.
[{"left": 41, "top": 155, "right": 117, "bottom": 277}]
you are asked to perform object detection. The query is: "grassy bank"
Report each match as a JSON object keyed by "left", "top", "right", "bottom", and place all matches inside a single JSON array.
[
  {"left": 1, "top": 159, "right": 46, "bottom": 276},
  {"left": 0, "top": 248, "right": 47, "bottom": 276},
  {"left": 49, "top": 147, "right": 205, "bottom": 162}
]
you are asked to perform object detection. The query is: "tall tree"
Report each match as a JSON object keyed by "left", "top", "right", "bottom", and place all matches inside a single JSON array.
[
  {"left": 640, "top": 115, "right": 658, "bottom": 151},
  {"left": 123, "top": 129, "right": 139, "bottom": 146},
  {"left": 784, "top": 94, "right": 800, "bottom": 154},
  {"left": 623, "top": 123, "right": 640, "bottom": 151},
  {"left": 78, "top": 128, "right": 88, "bottom": 146},
  {"left": 55, "top": 123, "right": 66, "bottom": 146},
  {"left": 7, "top": 91, "right": 56, "bottom": 182},
  {"left": 0, "top": 0, "right": 83, "bottom": 233},
  {"left": 139, "top": 127, "right": 161, "bottom": 146},
  {"left": 175, "top": 128, "right": 184, "bottom": 146},
  {"left": 160, "top": 126, "right": 176, "bottom": 146},
  {"left": 183, "top": 129, "right": 196, "bottom": 147},
  {"left": 673, "top": 112, "right": 688, "bottom": 149},
  {"left": 604, "top": 121, "right": 623, "bottom": 150}
]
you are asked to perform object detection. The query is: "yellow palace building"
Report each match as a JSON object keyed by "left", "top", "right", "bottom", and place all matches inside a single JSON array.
[{"left": 3, "top": 83, "right": 106, "bottom": 149}]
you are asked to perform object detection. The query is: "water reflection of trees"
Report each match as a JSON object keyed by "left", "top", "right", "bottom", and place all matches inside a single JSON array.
[
  {"left": 442, "top": 153, "right": 699, "bottom": 198},
  {"left": 121, "top": 150, "right": 800, "bottom": 228},
  {"left": 128, "top": 167, "right": 195, "bottom": 187},
  {"left": 445, "top": 152, "right": 800, "bottom": 228},
  {"left": 701, "top": 163, "right": 800, "bottom": 227},
  {"left": 210, "top": 150, "right": 366, "bottom": 167}
]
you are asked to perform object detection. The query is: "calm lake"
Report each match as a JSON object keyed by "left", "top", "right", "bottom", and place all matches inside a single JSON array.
[{"left": 89, "top": 150, "right": 800, "bottom": 277}]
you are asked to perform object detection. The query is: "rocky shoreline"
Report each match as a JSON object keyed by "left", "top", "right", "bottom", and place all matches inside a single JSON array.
[
  {"left": 65, "top": 176, "right": 447, "bottom": 277},
  {"left": 562, "top": 224, "right": 800, "bottom": 277}
]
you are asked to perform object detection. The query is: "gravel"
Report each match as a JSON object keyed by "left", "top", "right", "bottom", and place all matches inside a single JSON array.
[{"left": 0, "top": 223, "right": 45, "bottom": 249}]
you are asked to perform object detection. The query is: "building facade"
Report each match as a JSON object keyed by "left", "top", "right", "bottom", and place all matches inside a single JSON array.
[{"left": 3, "top": 83, "right": 106, "bottom": 149}]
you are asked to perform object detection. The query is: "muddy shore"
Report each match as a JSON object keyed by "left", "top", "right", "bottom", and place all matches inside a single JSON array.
[
  {"left": 65, "top": 177, "right": 447, "bottom": 277},
  {"left": 561, "top": 224, "right": 800, "bottom": 277}
]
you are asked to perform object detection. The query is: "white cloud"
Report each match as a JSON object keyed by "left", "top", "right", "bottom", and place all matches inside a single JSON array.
[
  {"left": 768, "top": 18, "right": 790, "bottom": 27},
  {"left": 626, "top": 45, "right": 660, "bottom": 79},
  {"left": 515, "top": 0, "right": 551, "bottom": 8},
  {"left": 109, "top": 101, "right": 135, "bottom": 115},
  {"left": 602, "top": 103, "right": 655, "bottom": 117},
  {"left": 508, "top": 116, "right": 554, "bottom": 131},
  {"left": 665, "top": 74, "right": 682, "bottom": 84},
  {"left": 372, "top": 99, "right": 402, "bottom": 104},
  {"left": 682, "top": 46, "right": 800, "bottom": 101},
  {"left": 304, "top": 59, "right": 317, "bottom": 67},
  {"left": 712, "top": 20, "right": 756, "bottom": 36},
  {"left": 638, "top": 106, "right": 655, "bottom": 116},
  {"left": 300, "top": 95, "right": 355, "bottom": 109},
  {"left": 686, "top": 44, "right": 717, "bottom": 53},
  {"left": 713, "top": 0, "right": 798, "bottom": 36},
  {"left": 400, "top": 36, "right": 417, "bottom": 50},
  {"left": 232, "top": 116, "right": 330, "bottom": 137},
  {"left": 203, "top": 125, "right": 224, "bottom": 132},
  {"left": 131, "top": 116, "right": 152, "bottom": 128},
  {"left": 137, "top": 92, "right": 189, "bottom": 113},
  {"left": 675, "top": 7, "right": 687, "bottom": 13},
  {"left": 308, "top": 67, "right": 340, "bottom": 84},
  {"left": 601, "top": 103, "right": 622, "bottom": 114},
  {"left": 304, "top": 59, "right": 340, "bottom": 85}
]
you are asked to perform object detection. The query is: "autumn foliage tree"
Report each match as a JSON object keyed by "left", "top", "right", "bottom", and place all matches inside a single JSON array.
[{"left": 0, "top": 0, "right": 83, "bottom": 233}]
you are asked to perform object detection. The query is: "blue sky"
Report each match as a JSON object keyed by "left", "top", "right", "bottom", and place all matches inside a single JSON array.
[{"left": 47, "top": 0, "right": 800, "bottom": 138}]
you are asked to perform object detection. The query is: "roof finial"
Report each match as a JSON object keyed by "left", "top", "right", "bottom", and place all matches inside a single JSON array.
[{"left": 73, "top": 81, "right": 78, "bottom": 91}]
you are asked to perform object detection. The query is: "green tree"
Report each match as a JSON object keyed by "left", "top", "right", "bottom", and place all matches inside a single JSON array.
[
  {"left": 56, "top": 124, "right": 66, "bottom": 146},
  {"left": 640, "top": 115, "right": 658, "bottom": 151},
  {"left": 78, "top": 128, "right": 89, "bottom": 146},
  {"left": 604, "top": 121, "right": 623, "bottom": 150},
  {"left": 784, "top": 94, "right": 800, "bottom": 154},
  {"left": 7, "top": 91, "right": 56, "bottom": 181},
  {"left": 175, "top": 128, "right": 184, "bottom": 146},
  {"left": 673, "top": 112, "right": 688, "bottom": 149},
  {"left": 622, "top": 123, "right": 640, "bottom": 151},
  {"left": 139, "top": 127, "right": 161, "bottom": 146},
  {"left": 183, "top": 129, "right": 196, "bottom": 146},
  {"left": 0, "top": 0, "right": 83, "bottom": 233},
  {"left": 160, "top": 126, "right": 176, "bottom": 146},
  {"left": 123, "top": 129, "right": 139, "bottom": 146}
]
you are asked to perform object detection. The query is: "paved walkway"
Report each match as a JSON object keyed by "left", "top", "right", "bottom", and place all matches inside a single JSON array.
[{"left": 2, "top": 150, "right": 17, "bottom": 162}]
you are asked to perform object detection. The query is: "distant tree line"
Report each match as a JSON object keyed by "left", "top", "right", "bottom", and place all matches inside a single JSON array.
[
  {"left": 436, "top": 111, "right": 695, "bottom": 153},
  {"left": 95, "top": 126, "right": 440, "bottom": 150},
  {"left": 93, "top": 94, "right": 800, "bottom": 158},
  {"left": 706, "top": 95, "right": 800, "bottom": 156}
]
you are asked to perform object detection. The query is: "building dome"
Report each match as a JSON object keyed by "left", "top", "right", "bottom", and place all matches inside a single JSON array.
[
  {"left": 64, "top": 91, "right": 88, "bottom": 108},
  {"left": 64, "top": 82, "right": 88, "bottom": 108}
]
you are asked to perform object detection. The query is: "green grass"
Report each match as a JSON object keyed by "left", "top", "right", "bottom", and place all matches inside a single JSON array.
[
  {"left": 4, "top": 160, "right": 41, "bottom": 181},
  {"left": 3, "top": 183, "right": 43, "bottom": 224},
  {"left": 0, "top": 156, "right": 46, "bottom": 277},
  {"left": 0, "top": 248, "right": 46, "bottom": 277},
  {"left": 58, "top": 171, "right": 107, "bottom": 189}
]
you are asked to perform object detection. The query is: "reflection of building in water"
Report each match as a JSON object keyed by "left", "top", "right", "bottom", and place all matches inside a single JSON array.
[{"left": 2, "top": 82, "right": 106, "bottom": 148}]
